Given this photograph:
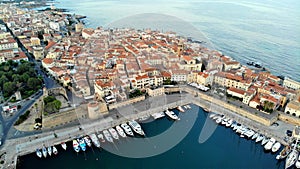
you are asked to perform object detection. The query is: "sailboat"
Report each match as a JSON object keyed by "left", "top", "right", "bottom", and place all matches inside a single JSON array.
[{"left": 285, "top": 140, "right": 299, "bottom": 169}]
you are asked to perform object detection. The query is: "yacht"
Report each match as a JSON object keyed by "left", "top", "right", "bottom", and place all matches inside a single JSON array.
[
  {"left": 226, "top": 119, "right": 233, "bottom": 127},
  {"left": 261, "top": 137, "right": 270, "bottom": 146},
  {"left": 116, "top": 125, "right": 127, "bottom": 138},
  {"left": 209, "top": 113, "right": 216, "bottom": 119},
  {"left": 252, "top": 133, "right": 259, "bottom": 140},
  {"left": 256, "top": 134, "right": 265, "bottom": 143},
  {"left": 245, "top": 130, "right": 255, "bottom": 138},
  {"left": 295, "top": 155, "right": 300, "bottom": 168},
  {"left": 42, "top": 147, "right": 47, "bottom": 158},
  {"left": 277, "top": 146, "right": 291, "bottom": 160},
  {"left": 121, "top": 123, "right": 134, "bottom": 136},
  {"left": 78, "top": 138, "right": 86, "bottom": 151},
  {"left": 109, "top": 128, "right": 119, "bottom": 140},
  {"left": 89, "top": 133, "right": 101, "bottom": 148},
  {"left": 36, "top": 149, "right": 42, "bottom": 158},
  {"left": 73, "top": 139, "right": 80, "bottom": 153},
  {"left": 272, "top": 142, "right": 281, "bottom": 153},
  {"left": 47, "top": 146, "right": 52, "bottom": 156},
  {"left": 52, "top": 146, "right": 58, "bottom": 155},
  {"left": 221, "top": 118, "right": 228, "bottom": 125},
  {"left": 165, "top": 110, "right": 179, "bottom": 120},
  {"left": 285, "top": 149, "right": 299, "bottom": 169},
  {"left": 151, "top": 112, "right": 165, "bottom": 120},
  {"left": 97, "top": 133, "right": 106, "bottom": 143},
  {"left": 138, "top": 115, "right": 150, "bottom": 122},
  {"left": 264, "top": 138, "right": 276, "bottom": 151},
  {"left": 84, "top": 136, "right": 92, "bottom": 147},
  {"left": 215, "top": 116, "right": 222, "bottom": 124},
  {"left": 177, "top": 106, "right": 185, "bottom": 112},
  {"left": 103, "top": 130, "right": 114, "bottom": 143},
  {"left": 61, "top": 142, "right": 67, "bottom": 150},
  {"left": 128, "top": 120, "right": 145, "bottom": 136},
  {"left": 186, "top": 105, "right": 191, "bottom": 109}
]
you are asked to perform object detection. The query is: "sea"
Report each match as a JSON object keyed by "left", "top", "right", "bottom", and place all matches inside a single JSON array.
[
  {"left": 18, "top": 104, "right": 285, "bottom": 169},
  {"left": 50, "top": 0, "right": 300, "bottom": 81}
]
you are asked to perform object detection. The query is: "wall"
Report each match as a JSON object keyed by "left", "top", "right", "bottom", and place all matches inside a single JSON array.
[
  {"left": 108, "top": 96, "right": 145, "bottom": 110},
  {"left": 278, "top": 113, "right": 300, "bottom": 126}
]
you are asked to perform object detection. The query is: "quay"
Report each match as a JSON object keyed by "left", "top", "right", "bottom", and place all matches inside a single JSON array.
[{"left": 0, "top": 89, "right": 295, "bottom": 168}]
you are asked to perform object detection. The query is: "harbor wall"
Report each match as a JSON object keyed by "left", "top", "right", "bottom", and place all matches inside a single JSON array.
[
  {"left": 278, "top": 113, "right": 300, "bottom": 126},
  {"left": 108, "top": 96, "right": 145, "bottom": 110},
  {"left": 182, "top": 86, "right": 277, "bottom": 126}
]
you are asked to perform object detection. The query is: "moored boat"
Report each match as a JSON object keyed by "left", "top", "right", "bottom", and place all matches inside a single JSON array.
[
  {"left": 177, "top": 106, "right": 185, "bottom": 112},
  {"left": 295, "top": 155, "right": 300, "bottom": 168},
  {"left": 285, "top": 149, "right": 299, "bottom": 169},
  {"left": 252, "top": 133, "right": 259, "bottom": 140},
  {"left": 61, "top": 142, "right": 67, "bottom": 150},
  {"left": 73, "top": 139, "right": 80, "bottom": 153},
  {"left": 226, "top": 119, "right": 233, "bottom": 127},
  {"left": 151, "top": 112, "right": 165, "bottom": 119},
  {"left": 256, "top": 134, "right": 264, "bottom": 143},
  {"left": 261, "top": 137, "right": 269, "bottom": 146},
  {"left": 121, "top": 123, "right": 134, "bottom": 136},
  {"left": 97, "top": 133, "right": 106, "bottom": 143},
  {"left": 47, "top": 146, "right": 52, "bottom": 156},
  {"left": 128, "top": 120, "right": 145, "bottom": 136},
  {"left": 89, "top": 133, "right": 101, "bottom": 148},
  {"left": 116, "top": 125, "right": 127, "bottom": 138},
  {"left": 103, "top": 130, "right": 114, "bottom": 143},
  {"left": 264, "top": 138, "right": 276, "bottom": 151},
  {"left": 209, "top": 113, "right": 216, "bottom": 119},
  {"left": 277, "top": 146, "right": 291, "bottom": 160},
  {"left": 52, "top": 146, "right": 58, "bottom": 155},
  {"left": 36, "top": 149, "right": 42, "bottom": 158},
  {"left": 42, "top": 147, "right": 47, "bottom": 158},
  {"left": 78, "top": 138, "right": 86, "bottom": 151},
  {"left": 186, "top": 105, "right": 191, "bottom": 109},
  {"left": 165, "top": 110, "right": 179, "bottom": 120},
  {"left": 272, "top": 142, "right": 281, "bottom": 153},
  {"left": 84, "top": 136, "right": 92, "bottom": 147},
  {"left": 109, "top": 128, "right": 119, "bottom": 140}
]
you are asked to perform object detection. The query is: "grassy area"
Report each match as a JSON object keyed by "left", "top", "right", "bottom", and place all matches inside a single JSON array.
[{"left": 14, "top": 110, "right": 30, "bottom": 126}]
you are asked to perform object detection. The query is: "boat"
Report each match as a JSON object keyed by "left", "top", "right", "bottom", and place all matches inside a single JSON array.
[
  {"left": 295, "top": 155, "right": 300, "bottom": 168},
  {"left": 221, "top": 118, "right": 228, "bottom": 125},
  {"left": 84, "top": 136, "right": 92, "bottom": 147},
  {"left": 138, "top": 115, "right": 150, "bottom": 122},
  {"left": 73, "top": 139, "right": 80, "bottom": 153},
  {"left": 256, "top": 134, "right": 264, "bottom": 143},
  {"left": 215, "top": 117, "right": 222, "bottom": 124},
  {"left": 285, "top": 149, "right": 299, "bottom": 169},
  {"left": 109, "top": 128, "right": 119, "bottom": 140},
  {"left": 103, "top": 130, "right": 114, "bottom": 143},
  {"left": 272, "top": 142, "right": 281, "bottom": 153},
  {"left": 261, "top": 137, "right": 270, "bottom": 146},
  {"left": 212, "top": 115, "right": 220, "bottom": 120},
  {"left": 52, "top": 146, "right": 58, "bottom": 155},
  {"left": 116, "top": 125, "right": 127, "bottom": 138},
  {"left": 186, "top": 105, "right": 191, "bottom": 109},
  {"left": 177, "top": 106, "right": 185, "bottom": 112},
  {"left": 89, "top": 133, "right": 101, "bottom": 148},
  {"left": 231, "top": 121, "right": 237, "bottom": 128},
  {"left": 252, "top": 133, "right": 259, "bottom": 140},
  {"left": 245, "top": 130, "right": 255, "bottom": 138},
  {"left": 61, "top": 142, "right": 67, "bottom": 150},
  {"left": 277, "top": 146, "right": 292, "bottom": 160},
  {"left": 97, "top": 133, "right": 106, "bottom": 143},
  {"left": 183, "top": 105, "right": 188, "bottom": 110},
  {"left": 47, "top": 146, "right": 52, "bottom": 156},
  {"left": 209, "top": 113, "right": 216, "bottom": 119},
  {"left": 151, "top": 112, "right": 165, "bottom": 119},
  {"left": 128, "top": 120, "right": 145, "bottom": 136},
  {"left": 226, "top": 119, "right": 233, "bottom": 127},
  {"left": 164, "top": 110, "right": 179, "bottom": 120},
  {"left": 264, "top": 138, "right": 276, "bottom": 151},
  {"left": 78, "top": 138, "right": 86, "bottom": 151},
  {"left": 120, "top": 123, "right": 134, "bottom": 136},
  {"left": 36, "top": 149, "right": 42, "bottom": 158},
  {"left": 42, "top": 147, "right": 47, "bottom": 158}
]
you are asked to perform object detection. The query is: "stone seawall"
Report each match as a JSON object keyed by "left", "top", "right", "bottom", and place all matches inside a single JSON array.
[
  {"left": 278, "top": 113, "right": 300, "bottom": 126},
  {"left": 108, "top": 96, "right": 145, "bottom": 110}
]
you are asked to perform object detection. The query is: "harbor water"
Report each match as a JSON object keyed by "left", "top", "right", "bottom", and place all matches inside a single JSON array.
[{"left": 17, "top": 105, "right": 285, "bottom": 169}]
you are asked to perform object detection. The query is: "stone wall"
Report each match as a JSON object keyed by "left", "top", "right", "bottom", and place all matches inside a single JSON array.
[
  {"left": 278, "top": 113, "right": 300, "bottom": 126},
  {"left": 108, "top": 96, "right": 145, "bottom": 110}
]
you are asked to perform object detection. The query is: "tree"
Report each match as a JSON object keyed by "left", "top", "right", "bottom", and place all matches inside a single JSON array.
[
  {"left": 3, "top": 82, "right": 16, "bottom": 97},
  {"left": 53, "top": 100, "right": 62, "bottom": 110},
  {"left": 27, "top": 78, "right": 41, "bottom": 90},
  {"left": 44, "top": 96, "right": 56, "bottom": 104},
  {"left": 0, "top": 75, "right": 8, "bottom": 87}
]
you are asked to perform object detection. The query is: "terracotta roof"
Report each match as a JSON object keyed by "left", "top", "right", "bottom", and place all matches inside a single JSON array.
[{"left": 42, "top": 58, "right": 54, "bottom": 64}]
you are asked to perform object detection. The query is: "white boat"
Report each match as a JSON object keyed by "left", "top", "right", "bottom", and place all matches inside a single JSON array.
[
  {"left": 245, "top": 130, "right": 255, "bottom": 138},
  {"left": 221, "top": 118, "right": 228, "bottom": 125},
  {"left": 61, "top": 142, "right": 67, "bottom": 150},
  {"left": 285, "top": 149, "right": 299, "bottom": 169},
  {"left": 216, "top": 117, "right": 222, "bottom": 124},
  {"left": 128, "top": 120, "right": 145, "bottom": 136},
  {"left": 103, "top": 130, "right": 114, "bottom": 143},
  {"left": 264, "top": 138, "right": 276, "bottom": 151},
  {"left": 252, "top": 133, "right": 259, "bottom": 140},
  {"left": 209, "top": 113, "right": 216, "bottom": 119},
  {"left": 121, "top": 123, "right": 134, "bottom": 136},
  {"left": 256, "top": 134, "right": 264, "bottom": 143},
  {"left": 272, "top": 142, "right": 281, "bottom": 153},
  {"left": 73, "top": 139, "right": 80, "bottom": 153},
  {"left": 109, "top": 128, "right": 119, "bottom": 140},
  {"left": 36, "top": 149, "right": 42, "bottom": 158},
  {"left": 226, "top": 119, "right": 233, "bottom": 127},
  {"left": 165, "top": 110, "right": 179, "bottom": 120},
  {"left": 212, "top": 115, "right": 220, "bottom": 120},
  {"left": 138, "top": 115, "right": 150, "bottom": 122},
  {"left": 186, "top": 105, "right": 191, "bottom": 109},
  {"left": 42, "top": 147, "right": 47, "bottom": 158},
  {"left": 261, "top": 137, "right": 269, "bottom": 146},
  {"left": 47, "top": 146, "right": 52, "bottom": 156},
  {"left": 116, "top": 125, "right": 127, "bottom": 138},
  {"left": 52, "top": 146, "right": 58, "bottom": 155},
  {"left": 183, "top": 105, "right": 188, "bottom": 110},
  {"left": 177, "top": 106, "right": 185, "bottom": 112},
  {"left": 84, "top": 136, "right": 92, "bottom": 147},
  {"left": 89, "top": 133, "right": 101, "bottom": 148},
  {"left": 97, "top": 133, "right": 106, "bottom": 143},
  {"left": 151, "top": 112, "right": 165, "bottom": 119},
  {"left": 295, "top": 154, "right": 300, "bottom": 168},
  {"left": 277, "top": 146, "right": 291, "bottom": 160}
]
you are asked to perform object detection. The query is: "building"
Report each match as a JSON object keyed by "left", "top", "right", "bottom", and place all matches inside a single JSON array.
[
  {"left": 87, "top": 101, "right": 108, "bottom": 119},
  {"left": 171, "top": 70, "right": 188, "bottom": 82},
  {"left": 30, "top": 36, "right": 40, "bottom": 46},
  {"left": 283, "top": 78, "right": 300, "bottom": 90},
  {"left": 33, "top": 46, "right": 44, "bottom": 60},
  {"left": 146, "top": 87, "right": 165, "bottom": 97}
]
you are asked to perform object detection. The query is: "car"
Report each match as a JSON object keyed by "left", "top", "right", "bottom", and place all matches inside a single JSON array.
[{"left": 286, "top": 130, "right": 292, "bottom": 137}]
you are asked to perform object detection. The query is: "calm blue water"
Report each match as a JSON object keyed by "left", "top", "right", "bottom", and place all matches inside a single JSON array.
[
  {"left": 50, "top": 0, "right": 300, "bottom": 81},
  {"left": 17, "top": 105, "right": 285, "bottom": 169}
]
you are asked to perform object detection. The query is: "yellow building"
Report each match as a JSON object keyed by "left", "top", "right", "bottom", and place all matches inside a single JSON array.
[{"left": 30, "top": 36, "right": 40, "bottom": 46}]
